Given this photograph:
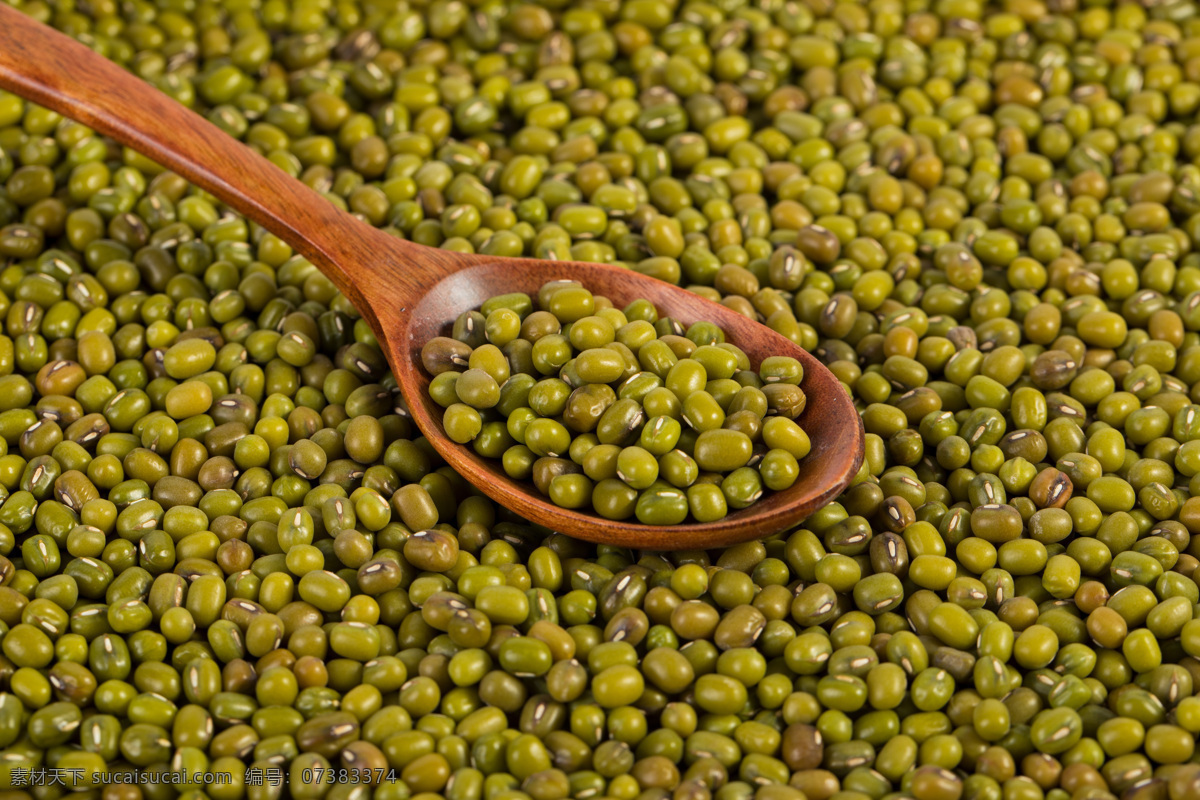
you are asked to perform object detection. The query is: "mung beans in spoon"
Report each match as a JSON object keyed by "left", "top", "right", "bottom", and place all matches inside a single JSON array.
[{"left": 422, "top": 279, "right": 815, "bottom": 525}]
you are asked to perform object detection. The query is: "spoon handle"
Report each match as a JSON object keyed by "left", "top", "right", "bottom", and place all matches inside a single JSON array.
[{"left": 0, "top": 4, "right": 413, "bottom": 323}]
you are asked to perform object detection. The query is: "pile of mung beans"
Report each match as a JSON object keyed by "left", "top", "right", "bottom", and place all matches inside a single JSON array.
[
  {"left": 4, "top": 0, "right": 1200, "bottom": 800},
  {"left": 421, "top": 283, "right": 813, "bottom": 524}
]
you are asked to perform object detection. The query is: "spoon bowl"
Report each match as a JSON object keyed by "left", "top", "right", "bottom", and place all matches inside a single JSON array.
[
  {"left": 396, "top": 256, "right": 864, "bottom": 548},
  {"left": 0, "top": 4, "right": 864, "bottom": 548}
]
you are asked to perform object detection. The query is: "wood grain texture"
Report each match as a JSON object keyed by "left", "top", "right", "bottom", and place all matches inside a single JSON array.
[{"left": 0, "top": 4, "right": 865, "bottom": 548}]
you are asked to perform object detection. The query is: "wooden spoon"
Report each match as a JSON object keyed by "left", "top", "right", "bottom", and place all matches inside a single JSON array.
[{"left": 0, "top": 5, "right": 863, "bottom": 548}]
